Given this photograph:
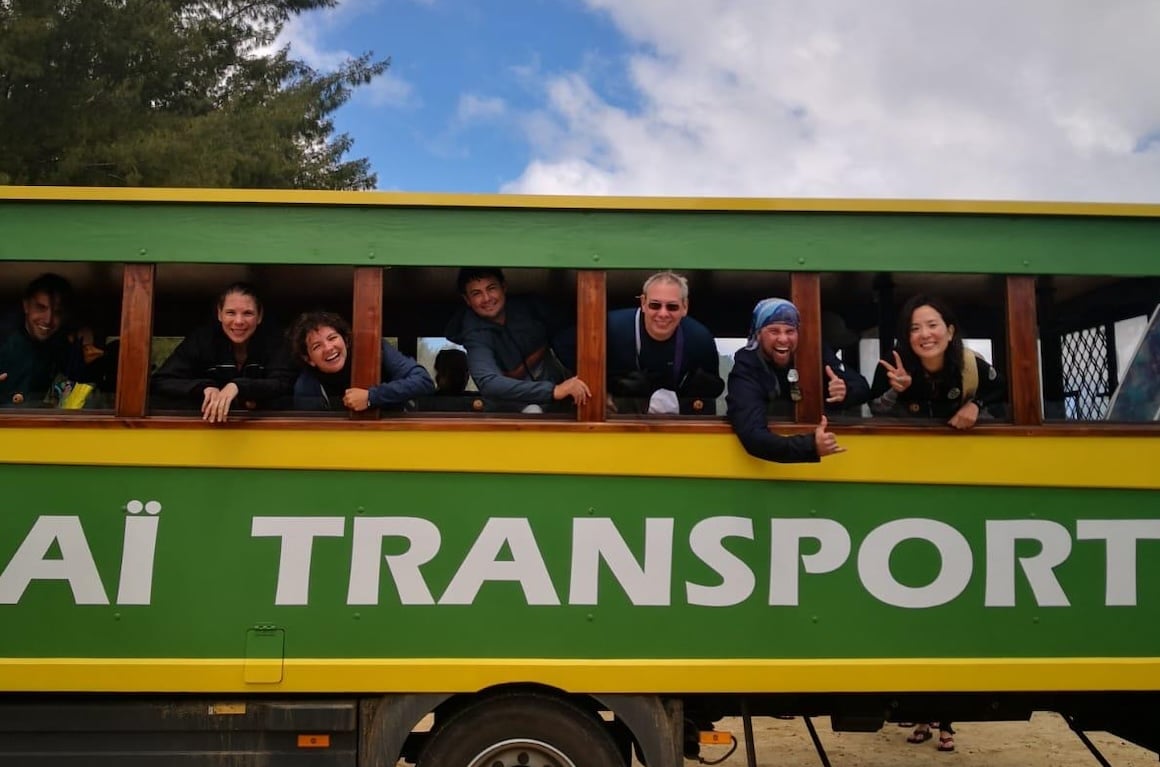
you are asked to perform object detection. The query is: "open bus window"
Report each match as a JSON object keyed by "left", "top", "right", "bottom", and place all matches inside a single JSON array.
[
  {"left": 824, "top": 272, "right": 1010, "bottom": 425},
  {"left": 389, "top": 266, "right": 579, "bottom": 417},
  {"left": 147, "top": 263, "right": 351, "bottom": 417},
  {"left": 605, "top": 269, "right": 771, "bottom": 419},
  {"left": 0, "top": 262, "right": 122, "bottom": 414},
  {"left": 1037, "top": 276, "right": 1159, "bottom": 423}
]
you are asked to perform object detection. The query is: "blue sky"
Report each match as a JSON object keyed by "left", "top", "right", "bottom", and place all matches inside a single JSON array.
[
  {"left": 284, "top": 0, "right": 634, "bottom": 192},
  {"left": 281, "top": 0, "right": 1160, "bottom": 201}
]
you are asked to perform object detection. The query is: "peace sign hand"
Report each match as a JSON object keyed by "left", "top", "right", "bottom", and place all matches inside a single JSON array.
[
  {"left": 878, "top": 350, "right": 912, "bottom": 392},
  {"left": 824, "top": 365, "right": 847, "bottom": 403}
]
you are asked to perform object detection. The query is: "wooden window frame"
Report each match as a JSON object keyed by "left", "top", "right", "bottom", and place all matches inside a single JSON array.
[{"left": 3, "top": 263, "right": 1156, "bottom": 435}]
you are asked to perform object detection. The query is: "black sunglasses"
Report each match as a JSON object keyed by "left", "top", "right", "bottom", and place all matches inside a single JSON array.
[{"left": 645, "top": 300, "right": 682, "bottom": 312}]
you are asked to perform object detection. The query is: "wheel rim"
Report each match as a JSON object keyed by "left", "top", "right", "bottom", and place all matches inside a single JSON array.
[{"left": 466, "top": 738, "right": 579, "bottom": 767}]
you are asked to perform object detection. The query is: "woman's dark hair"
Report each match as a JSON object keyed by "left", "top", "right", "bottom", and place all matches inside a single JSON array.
[
  {"left": 217, "top": 282, "right": 263, "bottom": 313},
  {"left": 287, "top": 311, "right": 352, "bottom": 361},
  {"left": 895, "top": 294, "right": 965, "bottom": 380}
]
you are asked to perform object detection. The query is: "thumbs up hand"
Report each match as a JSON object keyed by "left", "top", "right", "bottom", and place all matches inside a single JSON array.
[
  {"left": 813, "top": 415, "right": 845, "bottom": 458},
  {"left": 824, "top": 365, "right": 847, "bottom": 403}
]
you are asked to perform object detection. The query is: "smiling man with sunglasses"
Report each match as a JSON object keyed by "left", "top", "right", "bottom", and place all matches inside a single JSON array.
[{"left": 606, "top": 271, "right": 724, "bottom": 415}]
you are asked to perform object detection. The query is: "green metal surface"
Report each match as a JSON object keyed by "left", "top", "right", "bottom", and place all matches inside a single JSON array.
[
  {"left": 1, "top": 202, "right": 1159, "bottom": 275},
  {"left": 1, "top": 465, "right": 1157, "bottom": 660}
]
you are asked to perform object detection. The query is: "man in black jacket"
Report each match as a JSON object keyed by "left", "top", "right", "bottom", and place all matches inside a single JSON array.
[{"left": 727, "top": 298, "right": 857, "bottom": 463}]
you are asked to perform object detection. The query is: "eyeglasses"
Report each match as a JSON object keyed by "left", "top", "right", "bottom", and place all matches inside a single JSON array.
[{"left": 644, "top": 300, "right": 682, "bottom": 312}]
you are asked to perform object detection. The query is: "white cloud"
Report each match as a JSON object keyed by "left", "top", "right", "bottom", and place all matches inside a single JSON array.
[
  {"left": 277, "top": 4, "right": 417, "bottom": 109},
  {"left": 457, "top": 93, "right": 508, "bottom": 122},
  {"left": 504, "top": 0, "right": 1160, "bottom": 202},
  {"left": 365, "top": 73, "right": 417, "bottom": 108}
]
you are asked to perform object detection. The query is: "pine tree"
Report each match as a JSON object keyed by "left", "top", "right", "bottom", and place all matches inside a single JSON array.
[{"left": 0, "top": 0, "right": 388, "bottom": 189}]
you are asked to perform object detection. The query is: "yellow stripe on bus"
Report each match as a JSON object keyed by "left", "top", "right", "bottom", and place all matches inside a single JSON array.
[
  {"left": 2, "top": 657, "right": 1158, "bottom": 694},
  {"left": 3, "top": 185, "right": 1160, "bottom": 217},
  {"left": 1, "top": 429, "right": 1157, "bottom": 490}
]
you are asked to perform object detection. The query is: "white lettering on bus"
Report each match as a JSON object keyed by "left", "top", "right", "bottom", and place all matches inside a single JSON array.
[
  {"left": 569, "top": 518, "right": 674, "bottom": 606},
  {"left": 857, "top": 519, "right": 972, "bottom": 608},
  {"left": 252, "top": 516, "right": 346, "bottom": 606},
  {"left": 440, "top": 518, "right": 560, "bottom": 605},
  {"left": 0, "top": 516, "right": 109, "bottom": 605},
  {"left": 115, "top": 499, "right": 163, "bottom": 605},
  {"left": 347, "top": 517, "right": 440, "bottom": 605},
  {"left": 984, "top": 520, "right": 1071, "bottom": 607},
  {"left": 768, "top": 519, "right": 850, "bottom": 606},
  {"left": 686, "top": 516, "right": 755, "bottom": 607},
  {"left": 4, "top": 511, "right": 1158, "bottom": 610},
  {"left": 1076, "top": 520, "right": 1160, "bottom": 606}
]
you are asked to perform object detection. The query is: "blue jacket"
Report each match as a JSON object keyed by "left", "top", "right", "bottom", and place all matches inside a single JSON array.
[
  {"left": 293, "top": 340, "right": 434, "bottom": 410},
  {"left": 606, "top": 308, "right": 724, "bottom": 414},
  {"left": 726, "top": 347, "right": 819, "bottom": 463},
  {"left": 444, "top": 296, "right": 568, "bottom": 405},
  {"left": 0, "top": 324, "right": 76, "bottom": 407}
]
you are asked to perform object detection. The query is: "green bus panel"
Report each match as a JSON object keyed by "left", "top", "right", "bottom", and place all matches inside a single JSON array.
[
  {"left": 2, "top": 202, "right": 1160, "bottom": 275},
  {"left": 2, "top": 465, "right": 1157, "bottom": 661}
]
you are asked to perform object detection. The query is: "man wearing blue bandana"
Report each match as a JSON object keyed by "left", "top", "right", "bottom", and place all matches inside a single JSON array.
[{"left": 726, "top": 298, "right": 867, "bottom": 462}]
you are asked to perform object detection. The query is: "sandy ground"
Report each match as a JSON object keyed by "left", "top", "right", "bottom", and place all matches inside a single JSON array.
[
  {"left": 402, "top": 710, "right": 1156, "bottom": 765},
  {"left": 697, "top": 712, "right": 1156, "bottom": 767}
]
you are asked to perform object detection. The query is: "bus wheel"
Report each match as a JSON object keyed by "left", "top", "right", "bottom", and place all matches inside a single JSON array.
[{"left": 416, "top": 692, "right": 626, "bottom": 767}]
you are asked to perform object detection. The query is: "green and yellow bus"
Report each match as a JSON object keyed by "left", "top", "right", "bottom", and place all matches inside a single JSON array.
[{"left": 1, "top": 187, "right": 1158, "bottom": 766}]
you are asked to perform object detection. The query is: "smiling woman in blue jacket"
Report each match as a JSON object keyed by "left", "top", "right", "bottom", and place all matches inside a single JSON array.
[{"left": 289, "top": 311, "right": 433, "bottom": 412}]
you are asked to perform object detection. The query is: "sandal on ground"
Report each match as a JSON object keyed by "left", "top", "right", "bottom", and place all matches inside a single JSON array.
[
  {"left": 937, "top": 734, "right": 955, "bottom": 752},
  {"left": 907, "top": 726, "right": 933, "bottom": 744}
]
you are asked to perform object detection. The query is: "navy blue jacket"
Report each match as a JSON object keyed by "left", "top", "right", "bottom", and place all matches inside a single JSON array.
[
  {"left": 606, "top": 308, "right": 724, "bottom": 414},
  {"left": 726, "top": 347, "right": 819, "bottom": 463},
  {"left": 293, "top": 341, "right": 434, "bottom": 410}
]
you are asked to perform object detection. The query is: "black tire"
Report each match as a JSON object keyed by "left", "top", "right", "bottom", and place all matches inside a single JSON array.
[{"left": 416, "top": 692, "right": 626, "bottom": 767}]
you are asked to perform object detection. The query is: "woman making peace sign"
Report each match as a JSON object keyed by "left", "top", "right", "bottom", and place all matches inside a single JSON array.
[{"left": 870, "top": 295, "right": 1005, "bottom": 430}]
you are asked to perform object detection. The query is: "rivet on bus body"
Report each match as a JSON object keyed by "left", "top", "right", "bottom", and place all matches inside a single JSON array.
[
  {"left": 809, "top": 509, "right": 817, "bottom": 516},
  {"left": 1032, "top": 616, "right": 1039, "bottom": 624},
  {"left": 592, "top": 254, "right": 600, "bottom": 262},
  {"left": 798, "top": 257, "right": 806, "bottom": 265},
  {"left": 368, "top": 252, "right": 376, "bottom": 260},
  {"left": 587, "top": 507, "right": 595, "bottom": 515},
  {"left": 1023, "top": 259, "right": 1030, "bottom": 267},
  {"left": 139, "top": 249, "right": 147, "bottom": 256},
  {"left": 113, "top": 613, "right": 121, "bottom": 621},
  {"left": 586, "top": 613, "right": 595, "bottom": 622},
  {"left": 811, "top": 615, "right": 819, "bottom": 623},
  {"left": 353, "top": 612, "right": 361, "bottom": 620},
  {"left": 356, "top": 506, "right": 365, "bottom": 514}
]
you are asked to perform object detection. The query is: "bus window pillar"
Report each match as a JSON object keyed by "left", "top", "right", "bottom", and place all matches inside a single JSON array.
[
  {"left": 352, "top": 266, "right": 384, "bottom": 421},
  {"left": 576, "top": 270, "right": 607, "bottom": 422},
  {"left": 791, "top": 272, "right": 823, "bottom": 424}
]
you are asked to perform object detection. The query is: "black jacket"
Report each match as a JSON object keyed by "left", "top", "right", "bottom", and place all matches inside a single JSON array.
[
  {"left": 606, "top": 308, "right": 725, "bottom": 415},
  {"left": 726, "top": 347, "right": 819, "bottom": 463},
  {"left": 869, "top": 351, "right": 1005, "bottom": 420},
  {"left": 760, "top": 345, "right": 871, "bottom": 419},
  {"left": 151, "top": 322, "right": 295, "bottom": 407}
]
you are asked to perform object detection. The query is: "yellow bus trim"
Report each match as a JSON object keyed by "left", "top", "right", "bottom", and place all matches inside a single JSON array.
[
  {"left": 2, "top": 657, "right": 1157, "bottom": 694},
  {"left": 3, "top": 185, "right": 1160, "bottom": 217},
  {"left": 1, "top": 429, "right": 1157, "bottom": 490}
]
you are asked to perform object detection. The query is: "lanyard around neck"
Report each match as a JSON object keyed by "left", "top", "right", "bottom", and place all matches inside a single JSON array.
[{"left": 634, "top": 308, "right": 684, "bottom": 387}]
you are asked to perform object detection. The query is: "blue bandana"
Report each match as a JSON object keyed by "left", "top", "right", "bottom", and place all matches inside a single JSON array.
[{"left": 746, "top": 298, "right": 800, "bottom": 350}]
